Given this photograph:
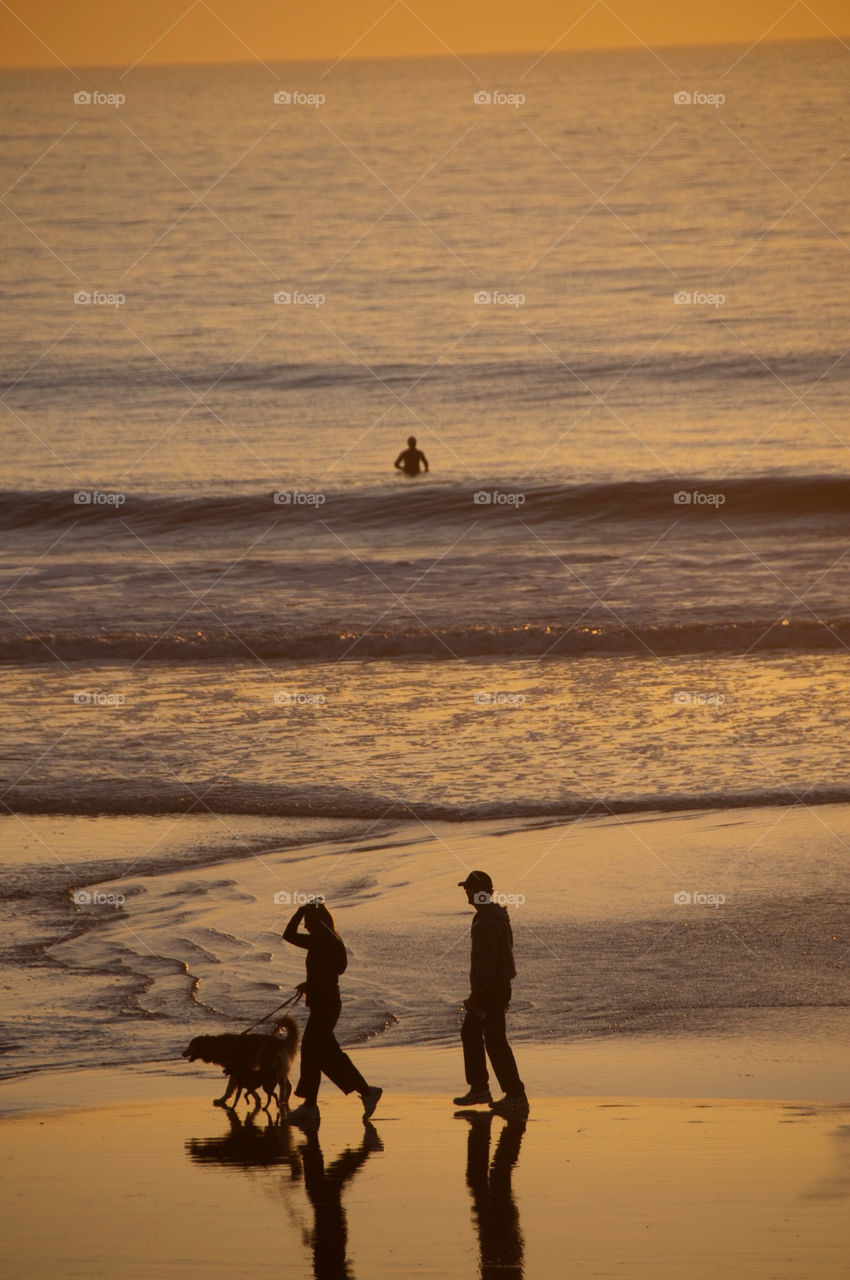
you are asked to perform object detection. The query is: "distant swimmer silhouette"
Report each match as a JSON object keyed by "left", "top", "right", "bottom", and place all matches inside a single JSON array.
[
  {"left": 453, "top": 871, "right": 529, "bottom": 1118},
  {"left": 394, "top": 435, "right": 429, "bottom": 477}
]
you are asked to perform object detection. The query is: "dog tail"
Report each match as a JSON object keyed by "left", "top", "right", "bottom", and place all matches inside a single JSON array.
[{"left": 273, "top": 1014, "right": 299, "bottom": 1053}]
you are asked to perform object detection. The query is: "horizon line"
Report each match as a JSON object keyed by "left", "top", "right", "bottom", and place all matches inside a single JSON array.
[{"left": 1, "top": 31, "right": 847, "bottom": 74}]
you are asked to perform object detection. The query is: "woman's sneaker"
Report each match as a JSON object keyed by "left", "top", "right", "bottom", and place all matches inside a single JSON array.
[
  {"left": 361, "top": 1086, "right": 383, "bottom": 1121},
  {"left": 452, "top": 1088, "right": 492, "bottom": 1106},
  {"left": 288, "top": 1102, "right": 320, "bottom": 1127}
]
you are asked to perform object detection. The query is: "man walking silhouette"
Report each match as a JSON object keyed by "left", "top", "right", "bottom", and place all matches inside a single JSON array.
[{"left": 453, "top": 870, "right": 529, "bottom": 1117}]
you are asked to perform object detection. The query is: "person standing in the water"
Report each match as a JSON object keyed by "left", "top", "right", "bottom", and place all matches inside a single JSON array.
[{"left": 394, "top": 436, "right": 429, "bottom": 476}]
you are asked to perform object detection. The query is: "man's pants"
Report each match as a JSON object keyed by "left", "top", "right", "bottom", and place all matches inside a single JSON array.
[
  {"left": 461, "top": 991, "right": 524, "bottom": 1096},
  {"left": 296, "top": 995, "right": 368, "bottom": 1104}
]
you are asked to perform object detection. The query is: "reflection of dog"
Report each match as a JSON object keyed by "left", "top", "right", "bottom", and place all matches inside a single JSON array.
[
  {"left": 182, "top": 1017, "right": 299, "bottom": 1113},
  {"left": 187, "top": 1109, "right": 302, "bottom": 1173}
]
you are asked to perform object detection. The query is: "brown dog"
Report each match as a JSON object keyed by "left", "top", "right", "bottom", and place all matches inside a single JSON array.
[{"left": 182, "top": 1016, "right": 299, "bottom": 1113}]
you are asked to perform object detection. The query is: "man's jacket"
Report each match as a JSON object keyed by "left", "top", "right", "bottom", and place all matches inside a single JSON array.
[{"left": 469, "top": 902, "right": 516, "bottom": 1003}]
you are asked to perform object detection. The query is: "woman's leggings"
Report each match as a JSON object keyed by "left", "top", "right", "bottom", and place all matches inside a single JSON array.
[{"left": 295, "top": 994, "right": 368, "bottom": 1104}]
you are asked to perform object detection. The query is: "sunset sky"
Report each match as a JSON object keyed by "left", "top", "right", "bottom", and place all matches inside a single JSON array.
[{"left": 2, "top": 0, "right": 848, "bottom": 68}]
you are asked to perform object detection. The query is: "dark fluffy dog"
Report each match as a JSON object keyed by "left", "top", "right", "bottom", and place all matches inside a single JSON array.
[{"left": 182, "top": 1016, "right": 299, "bottom": 1113}]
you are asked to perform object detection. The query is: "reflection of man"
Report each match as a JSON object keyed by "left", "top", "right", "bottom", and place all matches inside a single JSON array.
[
  {"left": 299, "top": 1123, "right": 382, "bottom": 1280},
  {"left": 454, "top": 870, "right": 529, "bottom": 1116},
  {"left": 460, "top": 1111, "right": 526, "bottom": 1279}
]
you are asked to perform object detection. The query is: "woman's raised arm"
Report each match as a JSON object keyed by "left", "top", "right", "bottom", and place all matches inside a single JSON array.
[{"left": 283, "top": 905, "right": 310, "bottom": 948}]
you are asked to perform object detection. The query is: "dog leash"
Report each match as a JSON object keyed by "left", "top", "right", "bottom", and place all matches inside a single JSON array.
[{"left": 239, "top": 989, "right": 303, "bottom": 1035}]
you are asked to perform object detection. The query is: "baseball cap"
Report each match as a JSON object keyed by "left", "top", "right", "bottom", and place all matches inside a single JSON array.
[{"left": 458, "top": 870, "right": 493, "bottom": 893}]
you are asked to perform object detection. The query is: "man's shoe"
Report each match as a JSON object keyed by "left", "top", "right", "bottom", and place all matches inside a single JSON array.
[
  {"left": 361, "top": 1086, "right": 383, "bottom": 1121},
  {"left": 490, "top": 1092, "right": 529, "bottom": 1117},
  {"left": 454, "top": 1109, "right": 494, "bottom": 1125},
  {"left": 452, "top": 1088, "right": 492, "bottom": 1106},
  {"left": 288, "top": 1102, "right": 320, "bottom": 1127}
]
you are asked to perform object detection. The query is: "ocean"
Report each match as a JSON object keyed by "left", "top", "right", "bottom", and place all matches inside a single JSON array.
[{"left": 1, "top": 40, "right": 848, "bottom": 1077}]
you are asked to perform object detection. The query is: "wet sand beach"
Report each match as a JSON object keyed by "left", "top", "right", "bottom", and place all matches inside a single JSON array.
[{"left": 2, "top": 1063, "right": 848, "bottom": 1279}]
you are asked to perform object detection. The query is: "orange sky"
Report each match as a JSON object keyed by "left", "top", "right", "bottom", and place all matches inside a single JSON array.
[{"left": 2, "top": 0, "right": 848, "bottom": 68}]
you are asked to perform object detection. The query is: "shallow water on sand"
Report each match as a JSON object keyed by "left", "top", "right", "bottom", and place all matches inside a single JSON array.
[{"left": 2, "top": 806, "right": 848, "bottom": 1078}]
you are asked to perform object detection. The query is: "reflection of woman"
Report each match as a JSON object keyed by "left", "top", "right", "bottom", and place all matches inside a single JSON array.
[
  {"left": 299, "top": 1123, "right": 383, "bottom": 1279},
  {"left": 283, "top": 901, "right": 382, "bottom": 1125}
]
